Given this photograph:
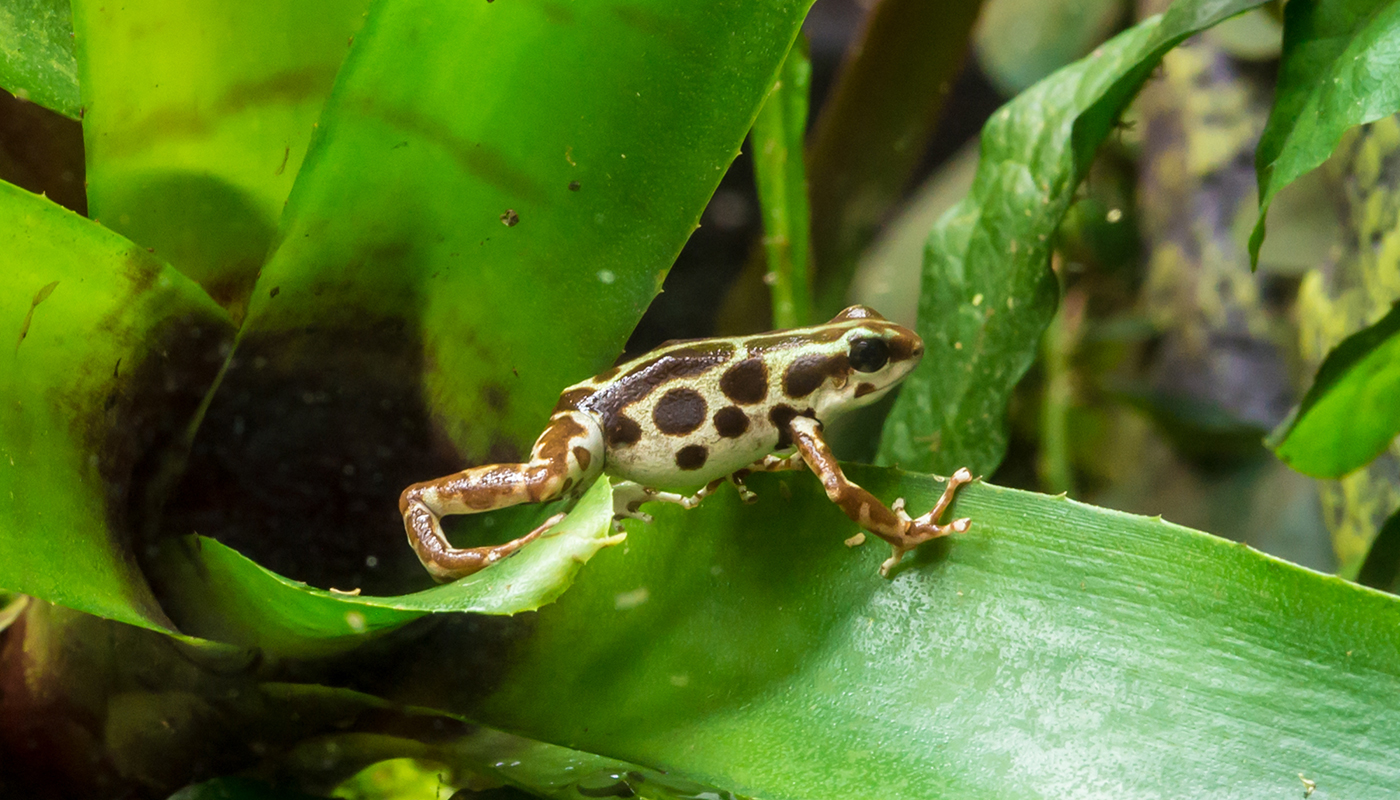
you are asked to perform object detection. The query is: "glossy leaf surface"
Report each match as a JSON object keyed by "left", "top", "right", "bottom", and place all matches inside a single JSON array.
[
  {"left": 879, "top": 0, "right": 1267, "bottom": 476},
  {"left": 148, "top": 480, "right": 619, "bottom": 659},
  {"left": 0, "top": 0, "right": 79, "bottom": 117},
  {"left": 0, "top": 180, "right": 232, "bottom": 633},
  {"left": 241, "top": 0, "right": 813, "bottom": 462},
  {"left": 1270, "top": 302, "right": 1400, "bottom": 478},
  {"left": 462, "top": 467, "right": 1400, "bottom": 800},
  {"left": 71, "top": 0, "right": 370, "bottom": 309},
  {"left": 1250, "top": 0, "right": 1400, "bottom": 266}
]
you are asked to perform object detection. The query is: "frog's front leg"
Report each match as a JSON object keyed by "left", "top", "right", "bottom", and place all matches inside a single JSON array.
[
  {"left": 610, "top": 478, "right": 725, "bottom": 530},
  {"left": 727, "top": 451, "right": 809, "bottom": 502},
  {"left": 785, "top": 415, "right": 973, "bottom": 577},
  {"left": 400, "top": 411, "right": 604, "bottom": 582}
]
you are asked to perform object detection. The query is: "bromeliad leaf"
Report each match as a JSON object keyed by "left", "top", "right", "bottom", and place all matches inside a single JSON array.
[
  {"left": 146, "top": 480, "right": 619, "bottom": 660},
  {"left": 455, "top": 466, "right": 1400, "bottom": 799},
  {"left": 71, "top": 0, "right": 371, "bottom": 311},
  {"left": 0, "top": 180, "right": 233, "bottom": 633},
  {"left": 1250, "top": 0, "right": 1400, "bottom": 267},
  {"left": 1269, "top": 301, "right": 1400, "bottom": 478},
  {"left": 879, "top": 0, "right": 1269, "bottom": 476},
  {"left": 0, "top": 0, "right": 80, "bottom": 118}
]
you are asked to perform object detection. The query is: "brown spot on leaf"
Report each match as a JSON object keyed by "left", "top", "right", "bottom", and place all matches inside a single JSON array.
[
  {"left": 653, "top": 387, "right": 707, "bottom": 435},
  {"left": 501, "top": 209, "right": 519, "bottom": 226}
]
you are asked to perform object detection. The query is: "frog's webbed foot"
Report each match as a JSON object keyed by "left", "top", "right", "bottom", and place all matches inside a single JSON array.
[{"left": 879, "top": 468, "right": 975, "bottom": 576}]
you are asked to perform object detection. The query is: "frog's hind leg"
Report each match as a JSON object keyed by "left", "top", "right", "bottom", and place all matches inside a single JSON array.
[{"left": 400, "top": 411, "right": 604, "bottom": 582}]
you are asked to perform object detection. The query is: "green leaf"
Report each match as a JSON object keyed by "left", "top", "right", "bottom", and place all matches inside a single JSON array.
[
  {"left": 238, "top": 0, "right": 813, "bottom": 461},
  {"left": 879, "top": 0, "right": 1267, "bottom": 476},
  {"left": 146, "top": 480, "right": 620, "bottom": 659},
  {"left": 0, "top": 0, "right": 79, "bottom": 117},
  {"left": 456, "top": 466, "right": 1400, "bottom": 799},
  {"left": 1269, "top": 301, "right": 1400, "bottom": 478},
  {"left": 71, "top": 0, "right": 371, "bottom": 309},
  {"left": 751, "top": 35, "right": 814, "bottom": 329},
  {"left": 0, "top": 180, "right": 233, "bottom": 634},
  {"left": 1250, "top": 0, "right": 1400, "bottom": 267}
]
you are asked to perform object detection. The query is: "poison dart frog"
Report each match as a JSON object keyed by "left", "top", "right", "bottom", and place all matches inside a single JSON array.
[{"left": 400, "top": 305, "right": 974, "bottom": 580}]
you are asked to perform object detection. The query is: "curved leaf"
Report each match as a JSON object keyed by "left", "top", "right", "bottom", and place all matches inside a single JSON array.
[
  {"left": 0, "top": 180, "right": 233, "bottom": 633},
  {"left": 879, "top": 0, "right": 1267, "bottom": 476},
  {"left": 1270, "top": 301, "right": 1400, "bottom": 478},
  {"left": 147, "top": 480, "right": 619, "bottom": 659},
  {"left": 1250, "top": 0, "right": 1400, "bottom": 267},
  {"left": 71, "top": 0, "right": 370, "bottom": 309},
  {"left": 0, "top": 0, "right": 79, "bottom": 117},
  {"left": 242, "top": 0, "right": 814, "bottom": 456},
  {"left": 454, "top": 466, "right": 1400, "bottom": 800}
]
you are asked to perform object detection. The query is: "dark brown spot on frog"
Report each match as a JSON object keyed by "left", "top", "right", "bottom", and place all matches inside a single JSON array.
[
  {"left": 854, "top": 382, "right": 879, "bottom": 398},
  {"left": 573, "top": 445, "right": 592, "bottom": 471},
  {"left": 713, "top": 406, "right": 749, "bottom": 438},
  {"left": 675, "top": 444, "right": 708, "bottom": 471},
  {"left": 553, "top": 386, "right": 594, "bottom": 413},
  {"left": 783, "top": 353, "right": 850, "bottom": 398},
  {"left": 769, "top": 405, "right": 817, "bottom": 449},
  {"left": 605, "top": 414, "right": 641, "bottom": 447},
  {"left": 587, "top": 343, "right": 733, "bottom": 437},
  {"left": 560, "top": 476, "right": 574, "bottom": 493},
  {"left": 594, "top": 365, "right": 622, "bottom": 382},
  {"left": 653, "top": 387, "right": 707, "bottom": 435},
  {"left": 719, "top": 358, "right": 768, "bottom": 404}
]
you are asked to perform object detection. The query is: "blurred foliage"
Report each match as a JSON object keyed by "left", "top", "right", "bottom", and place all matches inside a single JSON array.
[{"left": 4, "top": 0, "right": 1400, "bottom": 797}]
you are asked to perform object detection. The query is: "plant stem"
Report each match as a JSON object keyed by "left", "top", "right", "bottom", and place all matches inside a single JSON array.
[{"left": 751, "top": 35, "right": 813, "bottom": 329}]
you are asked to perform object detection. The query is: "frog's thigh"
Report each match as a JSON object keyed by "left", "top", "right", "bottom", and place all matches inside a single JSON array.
[{"left": 400, "top": 411, "right": 603, "bottom": 582}]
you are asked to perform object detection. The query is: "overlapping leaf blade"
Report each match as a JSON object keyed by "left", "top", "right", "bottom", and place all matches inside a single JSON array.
[
  {"left": 453, "top": 467, "right": 1400, "bottom": 800},
  {"left": 1270, "top": 302, "right": 1400, "bottom": 478},
  {"left": 0, "top": 181, "right": 232, "bottom": 633},
  {"left": 0, "top": 0, "right": 79, "bottom": 117},
  {"left": 1250, "top": 0, "right": 1400, "bottom": 266},
  {"left": 71, "top": 0, "right": 371, "bottom": 309},
  {"left": 879, "top": 0, "right": 1267, "bottom": 476}
]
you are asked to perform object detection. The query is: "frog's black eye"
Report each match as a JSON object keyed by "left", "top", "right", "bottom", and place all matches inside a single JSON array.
[{"left": 848, "top": 337, "right": 890, "bottom": 373}]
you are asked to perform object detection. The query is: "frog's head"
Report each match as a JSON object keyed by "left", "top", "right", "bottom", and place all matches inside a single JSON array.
[{"left": 798, "top": 305, "right": 924, "bottom": 417}]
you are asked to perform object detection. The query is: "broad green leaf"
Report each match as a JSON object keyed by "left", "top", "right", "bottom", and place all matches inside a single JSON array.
[
  {"left": 71, "top": 0, "right": 370, "bottom": 310},
  {"left": 142, "top": 0, "right": 813, "bottom": 596},
  {"left": 751, "top": 36, "right": 814, "bottom": 329},
  {"left": 454, "top": 467, "right": 1400, "bottom": 800},
  {"left": 0, "top": 0, "right": 79, "bottom": 117},
  {"left": 1250, "top": 0, "right": 1400, "bottom": 267},
  {"left": 0, "top": 180, "right": 232, "bottom": 633},
  {"left": 1270, "top": 301, "right": 1400, "bottom": 478},
  {"left": 880, "top": 0, "right": 1267, "bottom": 476},
  {"left": 146, "top": 480, "right": 619, "bottom": 659}
]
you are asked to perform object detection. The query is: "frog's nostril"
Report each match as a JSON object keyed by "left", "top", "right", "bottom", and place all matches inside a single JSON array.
[{"left": 913, "top": 341, "right": 925, "bottom": 358}]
